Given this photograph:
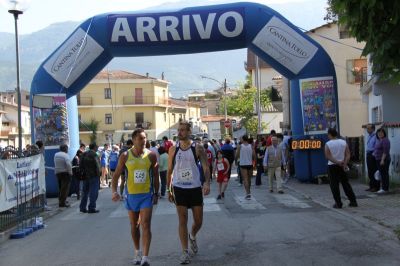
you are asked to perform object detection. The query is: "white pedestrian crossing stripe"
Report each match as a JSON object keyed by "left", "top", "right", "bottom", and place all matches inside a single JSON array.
[
  {"left": 272, "top": 194, "right": 311, "bottom": 208},
  {"left": 234, "top": 195, "right": 266, "bottom": 210}
]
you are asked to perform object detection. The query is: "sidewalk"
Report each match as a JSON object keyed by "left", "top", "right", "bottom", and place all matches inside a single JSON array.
[{"left": 284, "top": 177, "right": 400, "bottom": 240}]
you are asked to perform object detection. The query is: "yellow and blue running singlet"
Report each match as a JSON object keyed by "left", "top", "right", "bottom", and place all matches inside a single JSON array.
[{"left": 125, "top": 148, "right": 152, "bottom": 195}]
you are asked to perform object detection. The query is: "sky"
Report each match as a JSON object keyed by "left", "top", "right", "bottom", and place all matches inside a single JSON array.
[{"left": 0, "top": 0, "right": 327, "bottom": 34}]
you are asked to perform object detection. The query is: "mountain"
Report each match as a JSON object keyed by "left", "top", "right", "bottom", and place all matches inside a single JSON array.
[{"left": 0, "top": 0, "right": 326, "bottom": 97}]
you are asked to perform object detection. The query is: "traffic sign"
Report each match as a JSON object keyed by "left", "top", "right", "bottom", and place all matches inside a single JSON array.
[{"left": 224, "top": 119, "right": 231, "bottom": 128}]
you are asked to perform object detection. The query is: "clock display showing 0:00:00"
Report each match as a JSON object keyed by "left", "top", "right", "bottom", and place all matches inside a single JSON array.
[{"left": 291, "top": 140, "right": 322, "bottom": 150}]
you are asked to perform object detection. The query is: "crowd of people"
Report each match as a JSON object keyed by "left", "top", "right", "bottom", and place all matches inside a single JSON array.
[{"left": 47, "top": 122, "right": 394, "bottom": 265}]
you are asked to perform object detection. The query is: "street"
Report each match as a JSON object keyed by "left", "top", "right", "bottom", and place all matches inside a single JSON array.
[{"left": 1, "top": 171, "right": 400, "bottom": 266}]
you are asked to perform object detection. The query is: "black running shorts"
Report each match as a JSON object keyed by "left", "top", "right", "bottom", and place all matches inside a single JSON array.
[{"left": 172, "top": 186, "right": 203, "bottom": 208}]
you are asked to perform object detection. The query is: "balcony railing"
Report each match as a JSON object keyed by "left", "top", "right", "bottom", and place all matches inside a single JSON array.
[
  {"left": 78, "top": 97, "right": 93, "bottom": 105},
  {"left": 123, "top": 121, "right": 152, "bottom": 130},
  {"left": 123, "top": 96, "right": 168, "bottom": 105},
  {"left": 0, "top": 130, "right": 10, "bottom": 136}
]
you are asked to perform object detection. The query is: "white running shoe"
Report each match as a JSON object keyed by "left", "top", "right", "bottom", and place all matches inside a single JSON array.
[
  {"left": 132, "top": 251, "right": 142, "bottom": 265},
  {"left": 189, "top": 234, "right": 198, "bottom": 254},
  {"left": 180, "top": 250, "right": 191, "bottom": 264},
  {"left": 377, "top": 189, "right": 387, "bottom": 194}
]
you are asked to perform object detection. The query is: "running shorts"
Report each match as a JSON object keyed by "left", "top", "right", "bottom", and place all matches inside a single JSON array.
[{"left": 172, "top": 186, "right": 203, "bottom": 208}]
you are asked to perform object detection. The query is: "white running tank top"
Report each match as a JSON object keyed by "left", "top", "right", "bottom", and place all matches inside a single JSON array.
[
  {"left": 239, "top": 143, "right": 253, "bottom": 166},
  {"left": 172, "top": 142, "right": 202, "bottom": 189},
  {"left": 326, "top": 139, "right": 346, "bottom": 165}
]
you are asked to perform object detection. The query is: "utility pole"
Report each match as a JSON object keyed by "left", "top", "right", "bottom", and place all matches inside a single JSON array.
[{"left": 224, "top": 78, "right": 228, "bottom": 136}]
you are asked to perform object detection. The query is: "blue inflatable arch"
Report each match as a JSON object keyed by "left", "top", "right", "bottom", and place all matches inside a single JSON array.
[{"left": 31, "top": 2, "right": 338, "bottom": 194}]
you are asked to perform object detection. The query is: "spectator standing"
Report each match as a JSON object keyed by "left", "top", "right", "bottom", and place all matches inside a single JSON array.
[
  {"left": 266, "top": 130, "right": 276, "bottom": 147},
  {"left": 150, "top": 141, "right": 160, "bottom": 163},
  {"left": 263, "top": 136, "right": 286, "bottom": 193},
  {"left": 71, "top": 150, "right": 84, "bottom": 200},
  {"left": 109, "top": 145, "right": 120, "bottom": 184},
  {"left": 79, "top": 143, "right": 101, "bottom": 213},
  {"left": 255, "top": 141, "right": 266, "bottom": 186},
  {"left": 324, "top": 128, "right": 358, "bottom": 208},
  {"left": 374, "top": 128, "right": 391, "bottom": 194},
  {"left": 54, "top": 144, "right": 72, "bottom": 208},
  {"left": 158, "top": 146, "right": 169, "bottom": 197},
  {"left": 162, "top": 136, "right": 173, "bottom": 153},
  {"left": 100, "top": 143, "right": 110, "bottom": 188},
  {"left": 365, "top": 124, "right": 378, "bottom": 192}
]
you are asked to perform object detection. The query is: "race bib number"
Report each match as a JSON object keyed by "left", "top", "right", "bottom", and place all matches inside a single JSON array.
[
  {"left": 217, "top": 163, "right": 224, "bottom": 171},
  {"left": 134, "top": 170, "right": 146, "bottom": 184},
  {"left": 178, "top": 168, "right": 193, "bottom": 183}
]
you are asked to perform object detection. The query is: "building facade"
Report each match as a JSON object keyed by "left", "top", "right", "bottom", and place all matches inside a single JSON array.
[
  {"left": 307, "top": 22, "right": 368, "bottom": 137},
  {"left": 78, "top": 70, "right": 201, "bottom": 145},
  {"left": 0, "top": 90, "right": 31, "bottom": 148},
  {"left": 245, "top": 22, "right": 368, "bottom": 137}
]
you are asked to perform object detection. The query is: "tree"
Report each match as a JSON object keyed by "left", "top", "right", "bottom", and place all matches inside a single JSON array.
[
  {"left": 326, "top": 0, "right": 400, "bottom": 82},
  {"left": 220, "top": 85, "right": 271, "bottom": 137}
]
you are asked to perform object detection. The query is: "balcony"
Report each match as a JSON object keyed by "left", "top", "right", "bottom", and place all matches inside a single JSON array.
[
  {"left": 123, "top": 96, "right": 168, "bottom": 105},
  {"left": 0, "top": 130, "right": 10, "bottom": 137},
  {"left": 78, "top": 97, "right": 93, "bottom": 105},
  {"left": 123, "top": 121, "right": 152, "bottom": 130}
]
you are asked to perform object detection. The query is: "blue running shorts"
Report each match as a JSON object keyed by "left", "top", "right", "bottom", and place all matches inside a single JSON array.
[{"left": 125, "top": 193, "right": 153, "bottom": 212}]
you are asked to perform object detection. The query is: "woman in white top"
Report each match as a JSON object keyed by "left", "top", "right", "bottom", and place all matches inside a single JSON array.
[{"left": 235, "top": 135, "right": 256, "bottom": 200}]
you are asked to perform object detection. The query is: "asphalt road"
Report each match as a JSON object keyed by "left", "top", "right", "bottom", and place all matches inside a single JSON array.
[{"left": 1, "top": 175, "right": 400, "bottom": 266}]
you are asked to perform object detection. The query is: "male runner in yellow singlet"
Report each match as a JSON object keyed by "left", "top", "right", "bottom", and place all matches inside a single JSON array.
[{"left": 112, "top": 128, "right": 159, "bottom": 266}]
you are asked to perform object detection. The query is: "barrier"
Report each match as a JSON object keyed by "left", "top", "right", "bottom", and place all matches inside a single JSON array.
[{"left": 0, "top": 150, "right": 46, "bottom": 237}]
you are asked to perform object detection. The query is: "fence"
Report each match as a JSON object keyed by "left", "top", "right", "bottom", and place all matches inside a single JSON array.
[{"left": 0, "top": 146, "right": 46, "bottom": 236}]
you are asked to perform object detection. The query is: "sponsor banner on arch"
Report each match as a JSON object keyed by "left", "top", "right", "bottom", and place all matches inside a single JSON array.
[
  {"left": 299, "top": 76, "right": 337, "bottom": 135},
  {"left": 43, "top": 28, "right": 104, "bottom": 88},
  {"left": 252, "top": 16, "right": 318, "bottom": 75},
  {"left": 0, "top": 154, "right": 46, "bottom": 212}
]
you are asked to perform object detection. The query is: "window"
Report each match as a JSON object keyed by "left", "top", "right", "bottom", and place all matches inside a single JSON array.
[
  {"left": 104, "top": 88, "right": 111, "bottom": 99},
  {"left": 173, "top": 113, "right": 176, "bottom": 123},
  {"left": 136, "top": 113, "right": 144, "bottom": 125},
  {"left": 338, "top": 23, "right": 351, "bottom": 39},
  {"left": 105, "top": 113, "right": 112, "bottom": 124},
  {"left": 372, "top": 106, "right": 382, "bottom": 123},
  {"left": 135, "top": 88, "right": 143, "bottom": 104},
  {"left": 346, "top": 59, "right": 367, "bottom": 84},
  {"left": 25, "top": 95, "right": 29, "bottom": 100},
  {"left": 164, "top": 113, "right": 167, "bottom": 122}
]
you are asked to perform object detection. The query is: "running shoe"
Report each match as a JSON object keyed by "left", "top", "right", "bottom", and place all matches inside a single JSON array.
[
  {"left": 245, "top": 194, "right": 251, "bottom": 200},
  {"left": 132, "top": 252, "right": 142, "bottom": 265},
  {"left": 217, "top": 195, "right": 222, "bottom": 200},
  {"left": 221, "top": 192, "right": 225, "bottom": 198},
  {"left": 189, "top": 234, "right": 198, "bottom": 254},
  {"left": 180, "top": 250, "right": 191, "bottom": 264}
]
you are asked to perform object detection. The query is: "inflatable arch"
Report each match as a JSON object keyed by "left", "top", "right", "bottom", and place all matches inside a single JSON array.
[{"left": 30, "top": 2, "right": 339, "bottom": 195}]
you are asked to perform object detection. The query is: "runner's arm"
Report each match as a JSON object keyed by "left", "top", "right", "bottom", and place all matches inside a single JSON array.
[
  {"left": 166, "top": 146, "right": 176, "bottom": 190},
  {"left": 224, "top": 158, "right": 230, "bottom": 176},
  {"left": 111, "top": 152, "right": 128, "bottom": 195},
  {"left": 149, "top": 152, "right": 160, "bottom": 195},
  {"left": 197, "top": 144, "right": 210, "bottom": 184}
]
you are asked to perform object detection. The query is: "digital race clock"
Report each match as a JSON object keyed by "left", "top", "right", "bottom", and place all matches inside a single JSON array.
[{"left": 291, "top": 139, "right": 323, "bottom": 150}]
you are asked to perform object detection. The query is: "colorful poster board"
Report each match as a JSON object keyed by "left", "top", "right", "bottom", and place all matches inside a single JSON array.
[
  {"left": 33, "top": 94, "right": 69, "bottom": 148},
  {"left": 299, "top": 77, "right": 337, "bottom": 135}
]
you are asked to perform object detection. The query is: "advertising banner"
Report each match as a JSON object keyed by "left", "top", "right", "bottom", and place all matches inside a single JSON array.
[
  {"left": 0, "top": 154, "right": 46, "bottom": 212},
  {"left": 33, "top": 94, "right": 69, "bottom": 149},
  {"left": 299, "top": 77, "right": 337, "bottom": 135}
]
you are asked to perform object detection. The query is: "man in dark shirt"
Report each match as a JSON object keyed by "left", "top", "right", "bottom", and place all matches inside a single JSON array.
[{"left": 79, "top": 142, "right": 101, "bottom": 213}]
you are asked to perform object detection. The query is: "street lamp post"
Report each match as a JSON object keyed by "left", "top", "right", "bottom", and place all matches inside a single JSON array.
[
  {"left": 4, "top": 0, "right": 30, "bottom": 154},
  {"left": 200, "top": 75, "right": 229, "bottom": 136}
]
